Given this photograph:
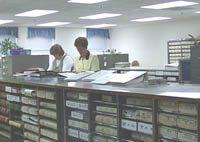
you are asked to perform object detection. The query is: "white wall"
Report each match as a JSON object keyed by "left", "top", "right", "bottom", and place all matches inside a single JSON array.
[
  {"left": 110, "top": 18, "right": 200, "bottom": 69},
  {"left": 55, "top": 28, "right": 86, "bottom": 58},
  {"left": 17, "top": 27, "right": 86, "bottom": 58}
]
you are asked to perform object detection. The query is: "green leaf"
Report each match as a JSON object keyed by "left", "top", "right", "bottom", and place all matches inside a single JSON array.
[{"left": 0, "top": 38, "right": 22, "bottom": 55}]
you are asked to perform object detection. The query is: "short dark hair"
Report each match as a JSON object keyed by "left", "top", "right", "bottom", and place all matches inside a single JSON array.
[
  {"left": 50, "top": 44, "right": 64, "bottom": 56},
  {"left": 74, "top": 37, "right": 88, "bottom": 48}
]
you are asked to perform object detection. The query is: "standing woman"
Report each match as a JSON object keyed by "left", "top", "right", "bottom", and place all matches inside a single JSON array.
[
  {"left": 73, "top": 37, "right": 100, "bottom": 73},
  {"left": 48, "top": 44, "right": 74, "bottom": 72}
]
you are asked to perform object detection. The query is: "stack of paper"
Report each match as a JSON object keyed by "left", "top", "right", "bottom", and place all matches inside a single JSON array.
[
  {"left": 64, "top": 71, "right": 94, "bottom": 81},
  {"left": 91, "top": 71, "right": 146, "bottom": 85},
  {"left": 82, "top": 70, "right": 114, "bottom": 81}
]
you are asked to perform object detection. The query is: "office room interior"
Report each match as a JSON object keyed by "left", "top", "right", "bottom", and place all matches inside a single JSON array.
[
  {"left": 2, "top": 1, "right": 200, "bottom": 142},
  {"left": 0, "top": 0, "right": 200, "bottom": 69}
]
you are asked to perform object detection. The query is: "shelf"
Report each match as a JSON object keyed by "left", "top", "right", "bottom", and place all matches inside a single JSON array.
[
  {"left": 158, "top": 110, "right": 197, "bottom": 117},
  {"left": 24, "top": 127, "right": 39, "bottom": 135},
  {"left": 93, "top": 100, "right": 117, "bottom": 106},
  {"left": 93, "top": 132, "right": 118, "bottom": 140},
  {"left": 93, "top": 111, "right": 117, "bottom": 117},
  {"left": 168, "top": 44, "right": 192, "bottom": 47},
  {"left": 40, "top": 125, "right": 58, "bottom": 131},
  {"left": 121, "top": 117, "right": 152, "bottom": 124},
  {"left": 22, "top": 111, "right": 38, "bottom": 116},
  {"left": 67, "top": 116, "right": 88, "bottom": 123},
  {"left": 39, "top": 106, "right": 56, "bottom": 111},
  {"left": 67, "top": 126, "right": 89, "bottom": 133},
  {"left": 40, "top": 133, "right": 58, "bottom": 141},
  {"left": 122, "top": 104, "right": 152, "bottom": 111},
  {"left": 168, "top": 39, "right": 197, "bottom": 64},
  {"left": 158, "top": 123, "right": 197, "bottom": 133},
  {"left": 39, "top": 114, "right": 57, "bottom": 120},
  {"left": 159, "top": 136, "right": 183, "bottom": 142},
  {"left": 120, "top": 139, "right": 136, "bottom": 142},
  {"left": 66, "top": 106, "right": 89, "bottom": 112},
  {"left": 94, "top": 121, "right": 117, "bottom": 129},
  {"left": 66, "top": 98, "right": 88, "bottom": 103}
]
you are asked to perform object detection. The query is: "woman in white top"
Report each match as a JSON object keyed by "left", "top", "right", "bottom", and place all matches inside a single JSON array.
[{"left": 48, "top": 44, "right": 74, "bottom": 72}]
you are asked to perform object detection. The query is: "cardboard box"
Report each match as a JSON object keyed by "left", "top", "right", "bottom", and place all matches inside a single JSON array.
[
  {"left": 159, "top": 100, "right": 178, "bottom": 112},
  {"left": 179, "top": 103, "right": 197, "bottom": 115},
  {"left": 178, "top": 130, "right": 197, "bottom": 142},
  {"left": 177, "top": 116, "right": 197, "bottom": 130},
  {"left": 158, "top": 113, "right": 177, "bottom": 126},
  {"left": 159, "top": 126, "right": 177, "bottom": 140}
]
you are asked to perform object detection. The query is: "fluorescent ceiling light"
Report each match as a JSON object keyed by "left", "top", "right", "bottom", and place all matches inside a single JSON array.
[
  {"left": 79, "top": 13, "right": 121, "bottom": 19},
  {"left": 0, "top": 20, "right": 14, "bottom": 25},
  {"left": 131, "top": 17, "right": 171, "bottom": 22},
  {"left": 68, "top": 0, "right": 109, "bottom": 4},
  {"left": 37, "top": 22, "right": 70, "bottom": 26},
  {"left": 85, "top": 24, "right": 117, "bottom": 28},
  {"left": 195, "top": 11, "right": 200, "bottom": 13},
  {"left": 142, "top": 1, "right": 198, "bottom": 9},
  {"left": 15, "top": 10, "right": 58, "bottom": 17}
]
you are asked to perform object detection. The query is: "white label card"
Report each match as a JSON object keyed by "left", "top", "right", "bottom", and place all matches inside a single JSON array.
[{"left": 121, "top": 119, "right": 137, "bottom": 131}]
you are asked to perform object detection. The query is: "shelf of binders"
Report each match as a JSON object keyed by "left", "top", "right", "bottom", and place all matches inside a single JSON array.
[
  {"left": 91, "top": 94, "right": 118, "bottom": 142},
  {"left": 168, "top": 39, "right": 200, "bottom": 64},
  {"left": 21, "top": 87, "right": 39, "bottom": 142},
  {"left": 5, "top": 85, "right": 24, "bottom": 142},
  {"left": 66, "top": 91, "right": 90, "bottom": 142},
  {"left": 120, "top": 96, "right": 153, "bottom": 142},
  {"left": 0, "top": 90, "right": 11, "bottom": 142},
  {"left": 158, "top": 99, "right": 198, "bottom": 142},
  {"left": 37, "top": 89, "right": 58, "bottom": 142}
]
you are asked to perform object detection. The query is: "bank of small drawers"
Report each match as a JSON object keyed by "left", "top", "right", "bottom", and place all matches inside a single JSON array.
[{"left": 158, "top": 99, "right": 198, "bottom": 142}]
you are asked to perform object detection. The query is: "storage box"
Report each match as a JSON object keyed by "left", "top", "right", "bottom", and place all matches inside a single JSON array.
[
  {"left": 158, "top": 113, "right": 177, "bottom": 126},
  {"left": 178, "top": 130, "right": 197, "bottom": 142},
  {"left": 66, "top": 92, "right": 79, "bottom": 99},
  {"left": 68, "top": 128, "right": 79, "bottom": 138},
  {"left": 177, "top": 116, "right": 197, "bottom": 130},
  {"left": 179, "top": 103, "right": 197, "bottom": 115},
  {"left": 96, "top": 115, "right": 117, "bottom": 126},
  {"left": 127, "top": 98, "right": 152, "bottom": 107},
  {"left": 159, "top": 126, "right": 177, "bottom": 140},
  {"left": 159, "top": 100, "right": 178, "bottom": 112},
  {"left": 122, "top": 109, "right": 137, "bottom": 119},
  {"left": 79, "top": 92, "right": 89, "bottom": 100},
  {"left": 136, "top": 110, "right": 152, "bottom": 123}
]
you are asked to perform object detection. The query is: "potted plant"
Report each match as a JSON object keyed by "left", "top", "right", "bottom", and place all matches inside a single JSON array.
[{"left": 0, "top": 38, "right": 21, "bottom": 55}]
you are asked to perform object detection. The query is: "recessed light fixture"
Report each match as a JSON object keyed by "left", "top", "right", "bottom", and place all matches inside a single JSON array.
[
  {"left": 85, "top": 24, "right": 117, "bottom": 28},
  {"left": 195, "top": 11, "right": 200, "bottom": 13},
  {"left": 68, "top": 0, "right": 109, "bottom": 4},
  {"left": 37, "top": 22, "right": 70, "bottom": 27},
  {"left": 79, "top": 13, "right": 121, "bottom": 19},
  {"left": 141, "top": 1, "right": 198, "bottom": 9},
  {"left": 15, "top": 10, "right": 58, "bottom": 17},
  {"left": 0, "top": 20, "right": 14, "bottom": 25},
  {"left": 131, "top": 17, "right": 171, "bottom": 22}
]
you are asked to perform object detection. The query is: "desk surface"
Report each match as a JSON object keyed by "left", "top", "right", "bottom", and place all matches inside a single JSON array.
[
  {"left": 109, "top": 67, "right": 179, "bottom": 72},
  {"left": 0, "top": 76, "right": 199, "bottom": 101}
]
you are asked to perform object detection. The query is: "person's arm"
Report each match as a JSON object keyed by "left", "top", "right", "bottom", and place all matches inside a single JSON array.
[
  {"left": 47, "top": 60, "right": 54, "bottom": 71},
  {"left": 62, "top": 56, "right": 74, "bottom": 72},
  {"left": 91, "top": 55, "right": 100, "bottom": 72}
]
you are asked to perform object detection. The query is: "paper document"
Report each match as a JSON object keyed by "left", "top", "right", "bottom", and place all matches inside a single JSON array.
[
  {"left": 58, "top": 72, "right": 76, "bottom": 78},
  {"left": 64, "top": 71, "right": 94, "bottom": 81},
  {"left": 110, "top": 71, "right": 146, "bottom": 83},
  {"left": 92, "top": 71, "right": 146, "bottom": 85},
  {"left": 82, "top": 70, "right": 115, "bottom": 81},
  {"left": 91, "top": 74, "right": 115, "bottom": 84}
]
